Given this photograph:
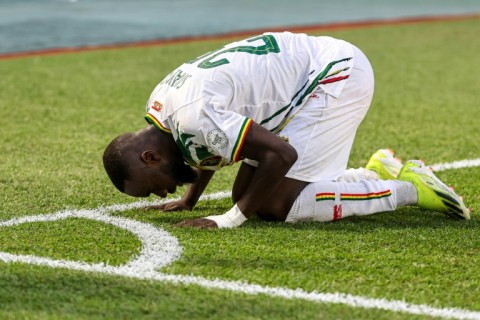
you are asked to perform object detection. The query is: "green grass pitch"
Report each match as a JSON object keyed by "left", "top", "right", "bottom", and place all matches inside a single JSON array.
[{"left": 0, "top": 18, "right": 479, "bottom": 319}]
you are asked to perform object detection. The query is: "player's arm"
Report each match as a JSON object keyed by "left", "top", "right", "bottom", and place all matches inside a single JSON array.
[
  {"left": 176, "top": 121, "right": 297, "bottom": 228},
  {"left": 144, "top": 168, "right": 215, "bottom": 211},
  {"left": 232, "top": 122, "right": 298, "bottom": 216}
]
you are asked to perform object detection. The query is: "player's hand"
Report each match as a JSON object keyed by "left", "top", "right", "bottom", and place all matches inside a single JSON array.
[
  {"left": 175, "top": 218, "right": 218, "bottom": 228},
  {"left": 142, "top": 200, "right": 192, "bottom": 212}
]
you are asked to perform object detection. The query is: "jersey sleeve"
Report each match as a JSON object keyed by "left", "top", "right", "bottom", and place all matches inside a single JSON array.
[
  {"left": 173, "top": 104, "right": 253, "bottom": 170},
  {"left": 145, "top": 99, "right": 172, "bottom": 134}
]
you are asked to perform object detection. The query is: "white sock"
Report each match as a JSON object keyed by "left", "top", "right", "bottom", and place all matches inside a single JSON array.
[
  {"left": 337, "top": 168, "right": 380, "bottom": 182},
  {"left": 286, "top": 179, "right": 415, "bottom": 223},
  {"left": 392, "top": 180, "right": 418, "bottom": 206}
]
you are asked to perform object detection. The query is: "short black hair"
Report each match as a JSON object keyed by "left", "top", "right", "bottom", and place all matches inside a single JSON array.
[{"left": 102, "top": 134, "right": 134, "bottom": 193}]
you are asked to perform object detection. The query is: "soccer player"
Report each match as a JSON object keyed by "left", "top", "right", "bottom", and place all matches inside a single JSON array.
[{"left": 103, "top": 32, "right": 469, "bottom": 228}]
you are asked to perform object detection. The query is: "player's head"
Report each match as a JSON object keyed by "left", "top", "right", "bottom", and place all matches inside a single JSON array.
[{"left": 102, "top": 126, "right": 197, "bottom": 197}]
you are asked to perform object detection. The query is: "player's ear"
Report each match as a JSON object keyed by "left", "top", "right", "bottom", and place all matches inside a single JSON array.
[{"left": 140, "top": 150, "right": 161, "bottom": 164}]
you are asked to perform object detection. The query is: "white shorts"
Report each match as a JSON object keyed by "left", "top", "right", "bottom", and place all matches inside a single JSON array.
[{"left": 244, "top": 45, "right": 374, "bottom": 182}]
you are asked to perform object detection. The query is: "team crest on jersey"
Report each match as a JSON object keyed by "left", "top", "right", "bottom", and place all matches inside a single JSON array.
[
  {"left": 150, "top": 101, "right": 163, "bottom": 112},
  {"left": 206, "top": 129, "right": 228, "bottom": 149}
]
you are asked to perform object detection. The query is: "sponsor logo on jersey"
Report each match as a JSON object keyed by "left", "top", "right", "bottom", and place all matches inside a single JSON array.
[{"left": 207, "top": 129, "right": 228, "bottom": 149}]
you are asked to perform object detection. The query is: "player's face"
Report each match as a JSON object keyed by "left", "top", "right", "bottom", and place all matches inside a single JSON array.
[
  {"left": 124, "top": 169, "right": 176, "bottom": 198},
  {"left": 123, "top": 160, "right": 197, "bottom": 198}
]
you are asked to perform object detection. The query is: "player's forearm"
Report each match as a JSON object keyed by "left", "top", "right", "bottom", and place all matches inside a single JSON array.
[
  {"left": 205, "top": 121, "right": 297, "bottom": 228},
  {"left": 234, "top": 122, "right": 298, "bottom": 218},
  {"left": 181, "top": 168, "right": 215, "bottom": 208},
  {"left": 205, "top": 153, "right": 295, "bottom": 228},
  {"left": 236, "top": 149, "right": 297, "bottom": 218}
]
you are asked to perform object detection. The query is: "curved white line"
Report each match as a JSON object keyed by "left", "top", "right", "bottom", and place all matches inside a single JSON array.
[{"left": 0, "top": 208, "right": 181, "bottom": 272}]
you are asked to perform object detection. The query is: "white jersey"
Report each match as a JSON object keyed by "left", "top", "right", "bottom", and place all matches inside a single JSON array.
[{"left": 145, "top": 32, "right": 354, "bottom": 170}]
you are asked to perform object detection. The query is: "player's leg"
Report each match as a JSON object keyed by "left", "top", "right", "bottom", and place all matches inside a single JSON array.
[
  {"left": 286, "top": 179, "right": 416, "bottom": 222},
  {"left": 233, "top": 44, "right": 375, "bottom": 221},
  {"left": 283, "top": 149, "right": 412, "bottom": 223},
  {"left": 262, "top": 44, "right": 401, "bottom": 222},
  {"left": 279, "top": 45, "right": 374, "bottom": 184},
  {"left": 286, "top": 159, "right": 470, "bottom": 223},
  {"left": 233, "top": 44, "right": 378, "bottom": 222}
]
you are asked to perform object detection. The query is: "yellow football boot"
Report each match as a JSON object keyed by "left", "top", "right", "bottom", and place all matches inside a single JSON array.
[
  {"left": 398, "top": 160, "right": 470, "bottom": 220},
  {"left": 366, "top": 149, "right": 403, "bottom": 180}
]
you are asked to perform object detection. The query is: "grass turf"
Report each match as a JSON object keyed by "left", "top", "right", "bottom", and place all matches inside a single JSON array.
[{"left": 0, "top": 18, "right": 479, "bottom": 319}]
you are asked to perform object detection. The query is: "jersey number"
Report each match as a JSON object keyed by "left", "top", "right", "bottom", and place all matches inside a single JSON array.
[{"left": 188, "top": 35, "right": 280, "bottom": 69}]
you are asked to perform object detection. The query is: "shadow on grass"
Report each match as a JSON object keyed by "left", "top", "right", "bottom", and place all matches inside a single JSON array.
[{"left": 251, "top": 208, "right": 478, "bottom": 233}]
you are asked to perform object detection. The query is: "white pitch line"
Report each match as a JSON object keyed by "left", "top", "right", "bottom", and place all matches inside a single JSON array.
[
  {"left": 0, "top": 208, "right": 182, "bottom": 272},
  {"left": 1, "top": 160, "right": 479, "bottom": 319},
  {"left": 431, "top": 158, "right": 480, "bottom": 172},
  {"left": 140, "top": 273, "right": 480, "bottom": 320},
  {"left": 3, "top": 248, "right": 480, "bottom": 319}
]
